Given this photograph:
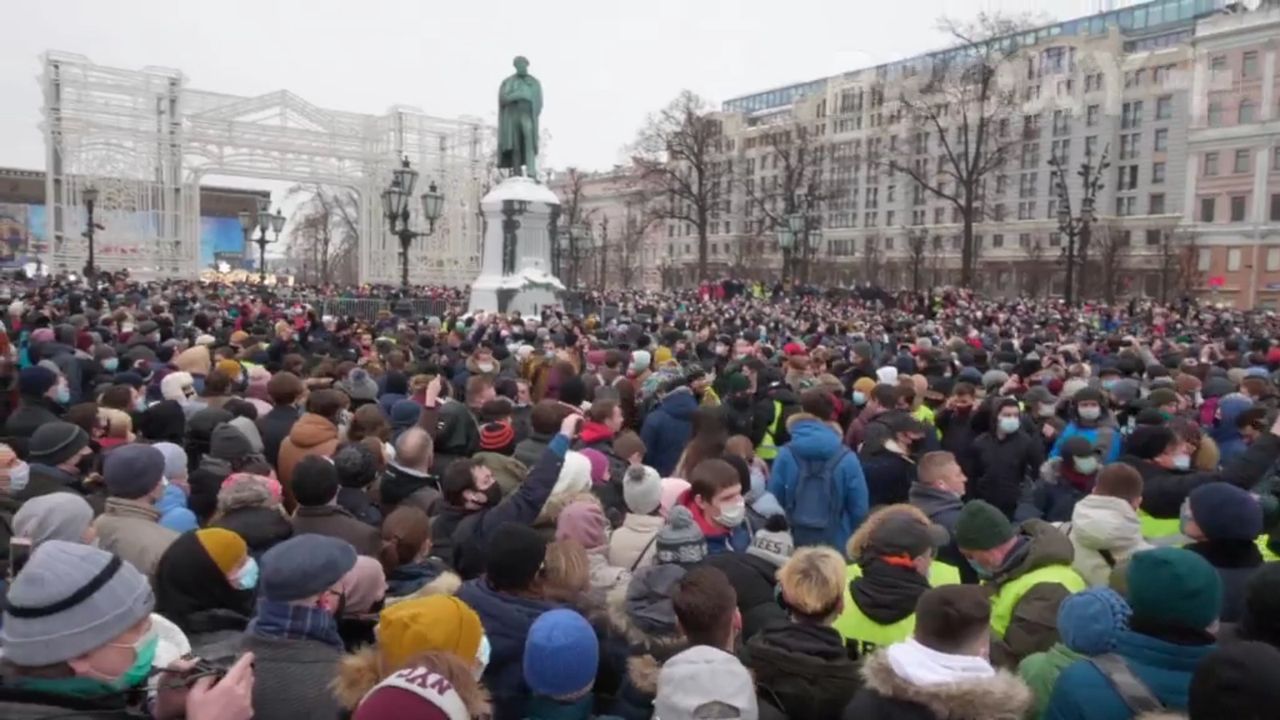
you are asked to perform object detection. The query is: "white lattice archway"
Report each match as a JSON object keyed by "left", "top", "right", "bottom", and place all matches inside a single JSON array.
[{"left": 40, "top": 51, "right": 493, "bottom": 285}]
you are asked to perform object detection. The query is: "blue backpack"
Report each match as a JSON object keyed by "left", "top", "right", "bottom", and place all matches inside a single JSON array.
[{"left": 783, "top": 448, "right": 848, "bottom": 543}]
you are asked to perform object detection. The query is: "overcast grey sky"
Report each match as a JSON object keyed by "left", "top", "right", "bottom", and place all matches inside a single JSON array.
[{"left": 0, "top": 0, "right": 1096, "bottom": 178}]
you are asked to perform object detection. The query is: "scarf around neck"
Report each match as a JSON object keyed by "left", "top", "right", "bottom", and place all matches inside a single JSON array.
[{"left": 248, "top": 599, "right": 344, "bottom": 650}]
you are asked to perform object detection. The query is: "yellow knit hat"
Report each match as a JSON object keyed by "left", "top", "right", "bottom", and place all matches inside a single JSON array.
[
  {"left": 215, "top": 359, "right": 243, "bottom": 379},
  {"left": 377, "top": 595, "right": 483, "bottom": 671},
  {"left": 195, "top": 528, "right": 248, "bottom": 575},
  {"left": 654, "top": 346, "right": 674, "bottom": 366}
]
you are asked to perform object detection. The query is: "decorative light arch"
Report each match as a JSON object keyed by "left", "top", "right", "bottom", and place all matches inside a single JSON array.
[{"left": 41, "top": 51, "right": 494, "bottom": 285}]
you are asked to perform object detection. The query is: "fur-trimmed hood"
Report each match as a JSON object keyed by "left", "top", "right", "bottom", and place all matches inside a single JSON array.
[
  {"left": 332, "top": 647, "right": 491, "bottom": 715},
  {"left": 604, "top": 574, "right": 686, "bottom": 695},
  {"left": 384, "top": 569, "right": 462, "bottom": 606},
  {"left": 859, "top": 649, "right": 1033, "bottom": 720},
  {"left": 533, "top": 489, "right": 601, "bottom": 527}
]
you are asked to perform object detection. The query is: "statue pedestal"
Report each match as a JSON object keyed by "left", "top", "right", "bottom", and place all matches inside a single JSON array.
[{"left": 469, "top": 176, "right": 564, "bottom": 316}]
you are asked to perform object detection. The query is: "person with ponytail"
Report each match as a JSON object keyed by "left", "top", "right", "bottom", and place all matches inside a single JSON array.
[{"left": 379, "top": 505, "right": 456, "bottom": 601}]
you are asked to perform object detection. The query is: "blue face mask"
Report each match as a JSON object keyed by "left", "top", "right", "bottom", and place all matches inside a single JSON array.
[
  {"left": 852, "top": 390, "right": 867, "bottom": 406},
  {"left": 998, "top": 416, "right": 1021, "bottom": 435},
  {"left": 231, "top": 557, "right": 259, "bottom": 590},
  {"left": 1172, "top": 453, "right": 1192, "bottom": 471},
  {"left": 55, "top": 385, "right": 71, "bottom": 405},
  {"left": 27, "top": 628, "right": 158, "bottom": 697},
  {"left": 134, "top": 397, "right": 147, "bottom": 413},
  {"left": 102, "top": 358, "right": 119, "bottom": 372},
  {"left": 966, "top": 557, "right": 993, "bottom": 580}
]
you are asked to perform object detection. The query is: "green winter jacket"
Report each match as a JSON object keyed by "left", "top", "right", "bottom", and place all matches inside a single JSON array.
[{"left": 1018, "top": 642, "right": 1083, "bottom": 719}]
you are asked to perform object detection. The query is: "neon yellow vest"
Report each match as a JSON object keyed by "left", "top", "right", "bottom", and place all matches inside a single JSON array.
[
  {"left": 1138, "top": 510, "right": 1182, "bottom": 541},
  {"left": 990, "top": 565, "right": 1086, "bottom": 637},
  {"left": 1259, "top": 535, "right": 1279, "bottom": 562},
  {"left": 757, "top": 400, "right": 784, "bottom": 461},
  {"left": 836, "top": 561, "right": 960, "bottom": 654}
]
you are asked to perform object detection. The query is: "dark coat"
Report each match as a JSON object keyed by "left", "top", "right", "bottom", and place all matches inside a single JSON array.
[
  {"left": 457, "top": 578, "right": 559, "bottom": 720},
  {"left": 964, "top": 429, "right": 1044, "bottom": 517},
  {"left": 386, "top": 557, "right": 452, "bottom": 598},
  {"left": 336, "top": 486, "right": 382, "bottom": 527},
  {"left": 2, "top": 397, "right": 64, "bottom": 455},
  {"left": 703, "top": 552, "right": 787, "bottom": 640},
  {"left": 14, "top": 464, "right": 105, "bottom": 514},
  {"left": 844, "top": 649, "right": 1034, "bottom": 720},
  {"left": 858, "top": 444, "right": 917, "bottom": 507},
  {"left": 241, "top": 633, "right": 343, "bottom": 720},
  {"left": 640, "top": 388, "right": 698, "bottom": 477},
  {"left": 935, "top": 407, "right": 979, "bottom": 457},
  {"left": 212, "top": 506, "right": 294, "bottom": 557},
  {"left": 256, "top": 404, "right": 300, "bottom": 468},
  {"left": 377, "top": 463, "right": 442, "bottom": 517},
  {"left": 0, "top": 683, "right": 146, "bottom": 720},
  {"left": 1120, "top": 433, "right": 1280, "bottom": 521},
  {"left": 290, "top": 505, "right": 381, "bottom": 557},
  {"left": 739, "top": 622, "right": 861, "bottom": 720},
  {"left": 751, "top": 384, "right": 802, "bottom": 450},
  {"left": 907, "top": 483, "right": 974, "bottom": 583},
  {"left": 1185, "top": 540, "right": 1264, "bottom": 624},
  {"left": 513, "top": 431, "right": 553, "bottom": 470}
]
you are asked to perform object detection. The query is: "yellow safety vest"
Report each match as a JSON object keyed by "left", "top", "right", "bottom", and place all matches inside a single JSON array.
[
  {"left": 1138, "top": 510, "right": 1182, "bottom": 541},
  {"left": 757, "top": 400, "right": 784, "bottom": 461},
  {"left": 836, "top": 561, "right": 960, "bottom": 655},
  {"left": 1258, "top": 535, "right": 1279, "bottom": 562},
  {"left": 990, "top": 565, "right": 1086, "bottom": 637}
]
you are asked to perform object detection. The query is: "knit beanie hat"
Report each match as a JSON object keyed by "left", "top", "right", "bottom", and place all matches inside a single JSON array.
[
  {"left": 1127, "top": 547, "right": 1222, "bottom": 630},
  {"left": 103, "top": 443, "right": 167, "bottom": 499},
  {"left": 1188, "top": 642, "right": 1280, "bottom": 720},
  {"left": 1057, "top": 588, "right": 1132, "bottom": 655},
  {"left": 210, "top": 423, "right": 254, "bottom": 462},
  {"left": 260, "top": 534, "right": 358, "bottom": 603},
  {"left": 18, "top": 366, "right": 58, "bottom": 397},
  {"left": 625, "top": 564, "right": 686, "bottom": 638},
  {"left": 12, "top": 493, "right": 94, "bottom": 546},
  {"left": 745, "top": 515, "right": 795, "bottom": 568},
  {"left": 378, "top": 595, "right": 484, "bottom": 672},
  {"left": 28, "top": 421, "right": 90, "bottom": 467},
  {"left": 656, "top": 506, "right": 707, "bottom": 565},
  {"left": 0, "top": 541, "right": 154, "bottom": 666},
  {"left": 580, "top": 448, "right": 609, "bottom": 485},
  {"left": 954, "top": 500, "right": 1015, "bottom": 551},
  {"left": 623, "top": 464, "right": 662, "bottom": 515},
  {"left": 556, "top": 500, "right": 609, "bottom": 550},
  {"left": 486, "top": 523, "right": 548, "bottom": 592},
  {"left": 630, "top": 350, "right": 651, "bottom": 373},
  {"left": 523, "top": 609, "right": 600, "bottom": 699},
  {"left": 1189, "top": 482, "right": 1264, "bottom": 541},
  {"left": 552, "top": 451, "right": 593, "bottom": 497},
  {"left": 152, "top": 442, "right": 188, "bottom": 480},
  {"left": 195, "top": 528, "right": 248, "bottom": 575},
  {"left": 478, "top": 421, "right": 516, "bottom": 455},
  {"left": 352, "top": 665, "right": 471, "bottom": 720}
]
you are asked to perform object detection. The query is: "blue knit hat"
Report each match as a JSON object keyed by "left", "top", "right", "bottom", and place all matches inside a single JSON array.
[
  {"left": 1189, "top": 482, "right": 1263, "bottom": 541},
  {"left": 1057, "top": 588, "right": 1132, "bottom": 655},
  {"left": 18, "top": 366, "right": 58, "bottom": 398},
  {"left": 523, "top": 608, "right": 599, "bottom": 699},
  {"left": 1127, "top": 547, "right": 1222, "bottom": 630}
]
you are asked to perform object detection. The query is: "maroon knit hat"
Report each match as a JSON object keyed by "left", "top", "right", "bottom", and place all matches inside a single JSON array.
[
  {"left": 478, "top": 421, "right": 515, "bottom": 455},
  {"left": 352, "top": 666, "right": 469, "bottom": 720}
]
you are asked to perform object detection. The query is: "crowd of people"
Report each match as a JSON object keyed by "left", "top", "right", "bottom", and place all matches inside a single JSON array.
[{"left": 1, "top": 273, "right": 1279, "bottom": 720}]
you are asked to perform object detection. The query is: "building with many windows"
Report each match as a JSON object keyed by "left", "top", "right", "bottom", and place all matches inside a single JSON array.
[{"left": 646, "top": 0, "right": 1279, "bottom": 305}]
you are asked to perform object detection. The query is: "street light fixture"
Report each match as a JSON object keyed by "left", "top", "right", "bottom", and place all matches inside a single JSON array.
[
  {"left": 382, "top": 156, "right": 444, "bottom": 288},
  {"left": 241, "top": 197, "right": 285, "bottom": 283},
  {"left": 1049, "top": 145, "right": 1109, "bottom": 305},
  {"left": 82, "top": 186, "right": 102, "bottom": 279}
]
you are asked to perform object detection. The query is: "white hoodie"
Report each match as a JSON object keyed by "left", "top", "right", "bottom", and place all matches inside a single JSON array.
[{"left": 1064, "top": 494, "right": 1151, "bottom": 587}]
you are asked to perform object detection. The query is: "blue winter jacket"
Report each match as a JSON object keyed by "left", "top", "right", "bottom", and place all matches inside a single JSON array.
[
  {"left": 1043, "top": 630, "right": 1215, "bottom": 720},
  {"left": 157, "top": 483, "right": 198, "bottom": 533},
  {"left": 1210, "top": 394, "right": 1254, "bottom": 466},
  {"left": 640, "top": 388, "right": 698, "bottom": 477},
  {"left": 457, "top": 578, "right": 560, "bottom": 720},
  {"left": 768, "top": 419, "right": 869, "bottom": 549},
  {"left": 1050, "top": 420, "right": 1122, "bottom": 463}
]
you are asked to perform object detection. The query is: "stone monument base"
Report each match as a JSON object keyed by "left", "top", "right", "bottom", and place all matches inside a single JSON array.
[{"left": 468, "top": 176, "right": 564, "bottom": 317}]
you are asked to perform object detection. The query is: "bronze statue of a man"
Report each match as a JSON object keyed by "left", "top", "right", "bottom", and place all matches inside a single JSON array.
[{"left": 497, "top": 56, "right": 542, "bottom": 179}]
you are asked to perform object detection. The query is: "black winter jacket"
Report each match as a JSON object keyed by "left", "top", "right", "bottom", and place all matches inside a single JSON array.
[{"left": 740, "top": 622, "right": 861, "bottom": 720}]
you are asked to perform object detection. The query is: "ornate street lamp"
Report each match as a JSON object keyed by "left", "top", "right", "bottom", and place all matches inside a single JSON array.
[
  {"left": 82, "top": 186, "right": 101, "bottom": 279},
  {"left": 382, "top": 156, "right": 444, "bottom": 288},
  {"left": 240, "top": 197, "right": 285, "bottom": 283}
]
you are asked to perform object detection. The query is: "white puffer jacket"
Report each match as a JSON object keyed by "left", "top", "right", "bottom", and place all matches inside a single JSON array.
[{"left": 1062, "top": 494, "right": 1151, "bottom": 587}]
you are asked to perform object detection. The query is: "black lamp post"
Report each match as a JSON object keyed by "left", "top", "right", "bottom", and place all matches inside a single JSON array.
[
  {"left": 82, "top": 186, "right": 102, "bottom": 279},
  {"left": 382, "top": 157, "right": 445, "bottom": 288},
  {"left": 240, "top": 198, "right": 286, "bottom": 283},
  {"left": 1050, "top": 146, "right": 1109, "bottom": 306}
]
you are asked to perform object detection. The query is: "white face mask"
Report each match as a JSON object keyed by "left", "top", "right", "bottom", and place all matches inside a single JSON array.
[
  {"left": 716, "top": 498, "right": 747, "bottom": 528},
  {"left": 1078, "top": 406, "right": 1101, "bottom": 421},
  {"left": 477, "top": 362, "right": 496, "bottom": 373},
  {"left": 998, "top": 416, "right": 1021, "bottom": 434}
]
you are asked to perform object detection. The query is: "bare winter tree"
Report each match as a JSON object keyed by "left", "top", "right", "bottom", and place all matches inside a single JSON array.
[
  {"left": 1159, "top": 228, "right": 1202, "bottom": 302},
  {"left": 633, "top": 90, "right": 730, "bottom": 282},
  {"left": 906, "top": 231, "right": 929, "bottom": 293},
  {"left": 887, "top": 12, "right": 1036, "bottom": 287},
  {"left": 860, "top": 237, "right": 884, "bottom": 285},
  {"left": 286, "top": 185, "right": 359, "bottom": 285},
  {"left": 610, "top": 201, "right": 655, "bottom": 288},
  {"left": 555, "top": 168, "right": 597, "bottom": 289},
  {"left": 739, "top": 121, "right": 829, "bottom": 284},
  {"left": 1089, "top": 223, "right": 1130, "bottom": 304},
  {"left": 1020, "top": 235, "right": 1048, "bottom": 298}
]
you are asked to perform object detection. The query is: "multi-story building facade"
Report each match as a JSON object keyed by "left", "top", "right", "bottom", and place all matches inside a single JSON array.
[
  {"left": 546, "top": 166, "right": 665, "bottom": 290},
  {"left": 654, "top": 0, "right": 1280, "bottom": 305}
]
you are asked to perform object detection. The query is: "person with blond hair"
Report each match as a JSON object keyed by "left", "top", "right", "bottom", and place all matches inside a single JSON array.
[{"left": 740, "top": 546, "right": 860, "bottom": 719}]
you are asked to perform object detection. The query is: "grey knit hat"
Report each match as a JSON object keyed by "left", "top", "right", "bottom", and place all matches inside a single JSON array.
[
  {"left": 210, "top": 423, "right": 254, "bottom": 462},
  {"left": 655, "top": 506, "right": 707, "bottom": 565},
  {"left": 623, "top": 464, "right": 663, "bottom": 516},
  {"left": 745, "top": 516, "right": 795, "bottom": 568},
  {"left": 260, "top": 534, "right": 357, "bottom": 602},
  {"left": 12, "top": 493, "right": 95, "bottom": 546},
  {"left": 103, "top": 443, "right": 166, "bottom": 499},
  {"left": 151, "top": 442, "right": 188, "bottom": 480},
  {"left": 28, "top": 422, "right": 90, "bottom": 467},
  {"left": 0, "top": 541, "right": 153, "bottom": 666}
]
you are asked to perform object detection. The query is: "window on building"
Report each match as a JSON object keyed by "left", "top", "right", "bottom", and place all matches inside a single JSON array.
[
  {"left": 1210, "top": 55, "right": 1228, "bottom": 78},
  {"left": 1116, "top": 196, "right": 1136, "bottom": 216},
  {"left": 1201, "top": 197, "right": 1216, "bottom": 222},
  {"left": 1228, "top": 248, "right": 1242, "bottom": 272},
  {"left": 1269, "top": 248, "right": 1280, "bottom": 272},
  {"left": 886, "top": 211, "right": 896, "bottom": 226},
  {"left": 1198, "top": 247, "right": 1212, "bottom": 272},
  {"left": 1018, "top": 201, "right": 1036, "bottom": 220},
  {"left": 1152, "top": 161, "right": 1166, "bottom": 184},
  {"left": 1231, "top": 195, "right": 1247, "bottom": 222},
  {"left": 1272, "top": 193, "right": 1280, "bottom": 222},
  {"left": 1122, "top": 101, "right": 1143, "bottom": 129},
  {"left": 1084, "top": 135, "right": 1098, "bottom": 159},
  {"left": 1156, "top": 95, "right": 1173, "bottom": 120},
  {"left": 885, "top": 237, "right": 895, "bottom": 250},
  {"left": 1204, "top": 152, "right": 1219, "bottom": 176},
  {"left": 1049, "top": 232, "right": 1062, "bottom": 247},
  {"left": 1235, "top": 149, "right": 1251, "bottom": 174},
  {"left": 1118, "top": 165, "right": 1139, "bottom": 191},
  {"left": 1053, "top": 110, "right": 1071, "bottom": 136},
  {"left": 1087, "top": 105, "right": 1100, "bottom": 127},
  {"left": 1047, "top": 199, "right": 1058, "bottom": 219},
  {"left": 1208, "top": 101, "right": 1224, "bottom": 127},
  {"left": 1243, "top": 51, "right": 1259, "bottom": 79},
  {"left": 1239, "top": 100, "right": 1257, "bottom": 124},
  {"left": 1154, "top": 129, "right": 1168, "bottom": 152},
  {"left": 1146, "top": 229, "right": 1162, "bottom": 246},
  {"left": 1150, "top": 193, "right": 1166, "bottom": 214},
  {"left": 1019, "top": 233, "right": 1031, "bottom": 248},
  {"left": 1120, "top": 133, "right": 1141, "bottom": 160}
]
